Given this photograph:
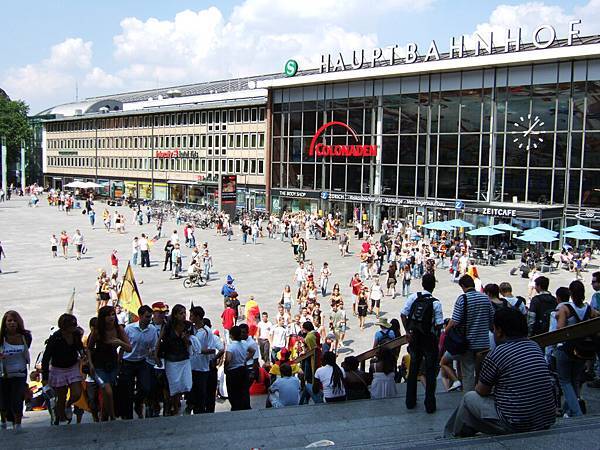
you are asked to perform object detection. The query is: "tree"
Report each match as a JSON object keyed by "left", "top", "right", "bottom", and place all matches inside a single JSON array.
[{"left": 0, "top": 97, "right": 32, "bottom": 184}]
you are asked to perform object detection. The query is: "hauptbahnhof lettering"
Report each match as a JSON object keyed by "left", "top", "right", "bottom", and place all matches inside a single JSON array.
[{"left": 38, "top": 22, "right": 600, "bottom": 234}]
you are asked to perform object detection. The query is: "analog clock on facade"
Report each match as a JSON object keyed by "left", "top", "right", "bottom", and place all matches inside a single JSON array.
[{"left": 512, "top": 114, "right": 544, "bottom": 150}]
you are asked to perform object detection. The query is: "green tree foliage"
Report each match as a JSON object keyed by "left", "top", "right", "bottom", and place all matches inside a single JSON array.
[{"left": 0, "top": 97, "right": 32, "bottom": 182}]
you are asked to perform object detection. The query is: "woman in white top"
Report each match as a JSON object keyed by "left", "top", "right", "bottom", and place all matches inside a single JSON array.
[
  {"left": 319, "top": 262, "right": 332, "bottom": 297},
  {"left": 314, "top": 351, "right": 346, "bottom": 402},
  {"left": 281, "top": 285, "right": 293, "bottom": 312},
  {"left": 0, "top": 311, "right": 31, "bottom": 430},
  {"left": 369, "top": 347, "right": 397, "bottom": 400},
  {"left": 368, "top": 277, "right": 384, "bottom": 318}
]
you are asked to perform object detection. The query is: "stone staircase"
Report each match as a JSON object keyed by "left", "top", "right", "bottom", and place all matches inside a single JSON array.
[{"left": 11, "top": 384, "right": 600, "bottom": 450}]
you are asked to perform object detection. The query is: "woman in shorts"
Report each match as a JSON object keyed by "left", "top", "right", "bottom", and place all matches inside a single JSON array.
[
  {"left": 356, "top": 287, "right": 369, "bottom": 330},
  {"left": 87, "top": 306, "right": 131, "bottom": 421},
  {"left": 59, "top": 230, "right": 69, "bottom": 259},
  {"left": 41, "top": 314, "right": 84, "bottom": 424}
]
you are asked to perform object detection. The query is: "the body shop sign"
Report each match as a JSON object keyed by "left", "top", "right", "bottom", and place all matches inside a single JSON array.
[
  {"left": 155, "top": 150, "right": 199, "bottom": 158},
  {"left": 309, "top": 121, "right": 377, "bottom": 158}
]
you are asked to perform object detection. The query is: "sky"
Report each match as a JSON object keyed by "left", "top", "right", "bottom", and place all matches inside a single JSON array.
[{"left": 1, "top": 0, "right": 599, "bottom": 114}]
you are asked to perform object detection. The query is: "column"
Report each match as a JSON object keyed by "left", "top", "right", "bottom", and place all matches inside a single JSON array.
[
  {"left": 20, "top": 139, "right": 26, "bottom": 192},
  {"left": 373, "top": 96, "right": 383, "bottom": 231}
]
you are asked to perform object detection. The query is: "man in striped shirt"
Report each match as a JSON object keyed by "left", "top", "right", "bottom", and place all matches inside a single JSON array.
[
  {"left": 445, "top": 308, "right": 556, "bottom": 437},
  {"left": 445, "top": 274, "right": 495, "bottom": 392}
]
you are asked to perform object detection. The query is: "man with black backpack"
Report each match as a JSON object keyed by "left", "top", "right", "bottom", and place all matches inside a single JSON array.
[
  {"left": 401, "top": 273, "right": 444, "bottom": 413},
  {"left": 528, "top": 276, "right": 557, "bottom": 336}
]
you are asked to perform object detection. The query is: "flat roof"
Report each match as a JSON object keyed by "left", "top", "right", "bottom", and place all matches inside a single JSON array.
[{"left": 258, "top": 36, "right": 600, "bottom": 89}]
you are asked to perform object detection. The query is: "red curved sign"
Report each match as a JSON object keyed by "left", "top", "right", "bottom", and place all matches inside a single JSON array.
[{"left": 308, "top": 121, "right": 377, "bottom": 157}]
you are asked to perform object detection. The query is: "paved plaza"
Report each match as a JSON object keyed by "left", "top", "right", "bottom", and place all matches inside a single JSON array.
[{"left": 1, "top": 196, "right": 595, "bottom": 362}]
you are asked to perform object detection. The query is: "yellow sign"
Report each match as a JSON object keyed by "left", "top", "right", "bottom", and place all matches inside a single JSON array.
[{"left": 118, "top": 263, "right": 143, "bottom": 318}]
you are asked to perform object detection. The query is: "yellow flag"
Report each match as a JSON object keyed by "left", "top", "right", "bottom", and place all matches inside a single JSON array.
[{"left": 118, "top": 262, "right": 143, "bottom": 318}]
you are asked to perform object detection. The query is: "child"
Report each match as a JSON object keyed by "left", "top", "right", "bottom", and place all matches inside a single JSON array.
[{"left": 50, "top": 234, "right": 58, "bottom": 258}]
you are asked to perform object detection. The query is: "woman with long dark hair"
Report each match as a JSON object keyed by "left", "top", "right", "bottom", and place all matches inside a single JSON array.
[
  {"left": 313, "top": 351, "right": 346, "bottom": 402},
  {"left": 87, "top": 306, "right": 131, "bottom": 421},
  {"left": 156, "top": 304, "right": 197, "bottom": 415},
  {"left": 0, "top": 311, "right": 31, "bottom": 430},
  {"left": 370, "top": 347, "right": 398, "bottom": 399},
  {"left": 41, "top": 313, "right": 84, "bottom": 424}
]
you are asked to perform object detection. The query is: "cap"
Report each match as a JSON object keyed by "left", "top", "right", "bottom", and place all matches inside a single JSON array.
[
  {"left": 227, "top": 275, "right": 235, "bottom": 283},
  {"left": 152, "top": 302, "right": 168, "bottom": 312},
  {"left": 376, "top": 318, "right": 392, "bottom": 329}
]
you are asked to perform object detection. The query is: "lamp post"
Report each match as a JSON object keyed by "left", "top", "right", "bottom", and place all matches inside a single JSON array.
[
  {"left": 1, "top": 136, "right": 7, "bottom": 196},
  {"left": 20, "top": 139, "right": 26, "bottom": 192},
  {"left": 94, "top": 119, "right": 98, "bottom": 183},
  {"left": 151, "top": 116, "right": 155, "bottom": 200}
]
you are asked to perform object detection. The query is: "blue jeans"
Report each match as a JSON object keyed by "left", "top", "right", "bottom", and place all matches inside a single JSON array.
[
  {"left": 131, "top": 252, "right": 138, "bottom": 266},
  {"left": 555, "top": 347, "right": 584, "bottom": 417},
  {"left": 203, "top": 264, "right": 211, "bottom": 280},
  {"left": 299, "top": 382, "right": 324, "bottom": 405}
]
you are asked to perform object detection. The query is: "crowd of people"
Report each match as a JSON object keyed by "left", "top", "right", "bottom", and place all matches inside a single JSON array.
[{"left": 3, "top": 195, "right": 600, "bottom": 442}]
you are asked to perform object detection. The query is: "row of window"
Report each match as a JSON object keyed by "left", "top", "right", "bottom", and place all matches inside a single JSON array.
[
  {"left": 46, "top": 107, "right": 267, "bottom": 132},
  {"left": 47, "top": 133, "right": 266, "bottom": 152},
  {"left": 48, "top": 156, "right": 264, "bottom": 176}
]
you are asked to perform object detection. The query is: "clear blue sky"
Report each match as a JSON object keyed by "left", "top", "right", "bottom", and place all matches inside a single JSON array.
[{"left": 0, "top": 0, "right": 594, "bottom": 113}]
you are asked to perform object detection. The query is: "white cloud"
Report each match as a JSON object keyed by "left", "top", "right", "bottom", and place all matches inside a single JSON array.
[
  {"left": 48, "top": 38, "right": 93, "bottom": 69},
  {"left": 469, "top": 1, "right": 600, "bottom": 46},
  {"left": 83, "top": 67, "right": 123, "bottom": 90}
]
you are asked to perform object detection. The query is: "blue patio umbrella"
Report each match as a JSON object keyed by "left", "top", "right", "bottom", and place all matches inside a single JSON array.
[
  {"left": 492, "top": 223, "right": 521, "bottom": 232},
  {"left": 563, "top": 224, "right": 597, "bottom": 233},
  {"left": 516, "top": 230, "right": 559, "bottom": 243},
  {"left": 445, "top": 218, "right": 475, "bottom": 229},
  {"left": 466, "top": 226, "right": 504, "bottom": 237},
  {"left": 564, "top": 231, "right": 600, "bottom": 240},
  {"left": 423, "top": 221, "right": 455, "bottom": 232},
  {"left": 521, "top": 226, "right": 559, "bottom": 237}
]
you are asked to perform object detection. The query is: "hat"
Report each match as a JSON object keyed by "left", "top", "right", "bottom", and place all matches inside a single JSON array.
[
  {"left": 376, "top": 318, "right": 392, "bottom": 329},
  {"left": 152, "top": 302, "right": 168, "bottom": 312},
  {"left": 226, "top": 275, "right": 234, "bottom": 283}
]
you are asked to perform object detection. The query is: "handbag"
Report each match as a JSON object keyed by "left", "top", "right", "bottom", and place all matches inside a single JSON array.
[{"left": 444, "top": 294, "right": 469, "bottom": 355}]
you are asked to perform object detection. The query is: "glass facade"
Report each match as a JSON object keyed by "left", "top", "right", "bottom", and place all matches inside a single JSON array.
[{"left": 271, "top": 59, "right": 600, "bottom": 224}]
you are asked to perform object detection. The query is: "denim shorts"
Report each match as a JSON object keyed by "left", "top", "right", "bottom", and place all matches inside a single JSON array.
[{"left": 94, "top": 367, "right": 118, "bottom": 386}]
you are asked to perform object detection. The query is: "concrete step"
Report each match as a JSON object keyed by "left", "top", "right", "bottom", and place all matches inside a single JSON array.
[{"left": 11, "top": 384, "right": 600, "bottom": 449}]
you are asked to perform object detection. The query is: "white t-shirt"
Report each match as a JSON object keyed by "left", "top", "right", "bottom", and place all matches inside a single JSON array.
[
  {"left": 170, "top": 233, "right": 180, "bottom": 245},
  {"left": 370, "top": 284, "right": 383, "bottom": 300},
  {"left": 294, "top": 267, "right": 306, "bottom": 282},
  {"left": 270, "top": 376, "right": 301, "bottom": 407},
  {"left": 226, "top": 340, "right": 247, "bottom": 370},
  {"left": 139, "top": 238, "right": 149, "bottom": 251},
  {"left": 315, "top": 365, "right": 346, "bottom": 399},
  {"left": 257, "top": 321, "right": 273, "bottom": 339},
  {"left": 271, "top": 325, "right": 288, "bottom": 348}
]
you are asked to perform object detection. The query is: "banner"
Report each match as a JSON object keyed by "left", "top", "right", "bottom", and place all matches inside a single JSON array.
[
  {"left": 118, "top": 263, "right": 143, "bottom": 318},
  {"left": 220, "top": 175, "right": 237, "bottom": 203}
]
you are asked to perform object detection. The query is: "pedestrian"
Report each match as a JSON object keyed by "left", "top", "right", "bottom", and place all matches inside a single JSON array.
[
  {"left": 50, "top": 234, "right": 58, "bottom": 258},
  {"left": 139, "top": 234, "right": 150, "bottom": 268},
  {"left": 319, "top": 262, "right": 331, "bottom": 297},
  {"left": 60, "top": 230, "right": 69, "bottom": 259},
  {"left": 386, "top": 261, "right": 398, "bottom": 298},
  {"left": 188, "top": 306, "right": 218, "bottom": 414},
  {"left": 221, "top": 300, "right": 237, "bottom": 342},
  {"left": 256, "top": 312, "right": 272, "bottom": 363},
  {"left": 202, "top": 250, "right": 212, "bottom": 281},
  {"left": 163, "top": 240, "right": 174, "bottom": 272},
  {"left": 401, "top": 273, "right": 444, "bottom": 413},
  {"left": 119, "top": 305, "right": 157, "bottom": 419},
  {"left": 356, "top": 287, "right": 369, "bottom": 330},
  {"left": 102, "top": 209, "right": 111, "bottom": 231},
  {"left": 72, "top": 229, "right": 84, "bottom": 260},
  {"left": 171, "top": 243, "right": 182, "bottom": 279},
  {"left": 270, "top": 317, "right": 289, "bottom": 363},
  {"left": 444, "top": 274, "right": 495, "bottom": 393},
  {"left": 221, "top": 275, "right": 236, "bottom": 303},
  {"left": 402, "top": 264, "right": 412, "bottom": 297},
  {"left": 369, "top": 347, "right": 398, "bottom": 399},
  {"left": 368, "top": 277, "right": 383, "bottom": 317},
  {"left": 313, "top": 351, "right": 346, "bottom": 403},
  {"left": 0, "top": 311, "right": 32, "bottom": 431},
  {"left": 110, "top": 249, "right": 119, "bottom": 276},
  {"left": 554, "top": 280, "right": 599, "bottom": 417},
  {"left": 41, "top": 313, "right": 84, "bottom": 424},
  {"left": 131, "top": 237, "right": 140, "bottom": 266},
  {"left": 88, "top": 209, "right": 96, "bottom": 228},
  {"left": 87, "top": 306, "right": 132, "bottom": 421},
  {"left": 224, "top": 326, "right": 251, "bottom": 411},
  {"left": 156, "top": 304, "right": 197, "bottom": 416},
  {"left": 146, "top": 206, "right": 152, "bottom": 224},
  {"left": 268, "top": 363, "right": 300, "bottom": 408}
]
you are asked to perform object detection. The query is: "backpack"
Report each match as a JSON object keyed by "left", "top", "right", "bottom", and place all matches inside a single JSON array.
[
  {"left": 378, "top": 328, "right": 394, "bottom": 345},
  {"left": 562, "top": 304, "right": 598, "bottom": 360},
  {"left": 531, "top": 294, "right": 557, "bottom": 336},
  {"left": 407, "top": 292, "right": 435, "bottom": 336}
]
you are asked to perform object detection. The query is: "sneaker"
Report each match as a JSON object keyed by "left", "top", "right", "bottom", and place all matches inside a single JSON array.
[{"left": 448, "top": 380, "right": 462, "bottom": 392}]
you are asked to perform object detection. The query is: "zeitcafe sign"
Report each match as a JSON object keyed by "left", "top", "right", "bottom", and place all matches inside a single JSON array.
[
  {"left": 320, "top": 20, "right": 583, "bottom": 73},
  {"left": 308, "top": 121, "right": 377, "bottom": 157}
]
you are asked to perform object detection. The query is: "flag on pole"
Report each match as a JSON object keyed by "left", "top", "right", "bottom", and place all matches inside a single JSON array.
[
  {"left": 118, "top": 262, "right": 143, "bottom": 319},
  {"left": 66, "top": 288, "right": 75, "bottom": 314}
]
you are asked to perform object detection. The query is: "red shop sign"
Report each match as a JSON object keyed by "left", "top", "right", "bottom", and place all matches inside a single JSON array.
[{"left": 308, "top": 121, "right": 377, "bottom": 157}]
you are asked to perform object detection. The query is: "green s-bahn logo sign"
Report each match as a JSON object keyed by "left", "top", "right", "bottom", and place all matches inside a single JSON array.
[{"left": 284, "top": 59, "right": 298, "bottom": 77}]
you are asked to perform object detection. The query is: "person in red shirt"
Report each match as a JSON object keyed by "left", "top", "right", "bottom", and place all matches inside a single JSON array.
[
  {"left": 110, "top": 249, "right": 119, "bottom": 276},
  {"left": 221, "top": 300, "right": 236, "bottom": 341},
  {"left": 350, "top": 273, "right": 363, "bottom": 316}
]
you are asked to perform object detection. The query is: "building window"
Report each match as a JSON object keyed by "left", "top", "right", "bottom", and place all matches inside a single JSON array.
[
  {"left": 258, "top": 160, "right": 264, "bottom": 175},
  {"left": 228, "top": 110, "right": 235, "bottom": 123},
  {"left": 235, "top": 134, "right": 242, "bottom": 148},
  {"left": 228, "top": 159, "right": 234, "bottom": 173},
  {"left": 201, "top": 159, "right": 206, "bottom": 172},
  {"left": 221, "top": 159, "right": 226, "bottom": 172},
  {"left": 235, "top": 159, "right": 241, "bottom": 173},
  {"left": 251, "top": 134, "right": 257, "bottom": 148},
  {"left": 208, "top": 159, "right": 213, "bottom": 172},
  {"left": 243, "top": 134, "right": 249, "bottom": 148},
  {"left": 259, "top": 107, "right": 265, "bottom": 121},
  {"left": 251, "top": 108, "right": 258, "bottom": 122},
  {"left": 201, "top": 135, "right": 207, "bottom": 148},
  {"left": 259, "top": 133, "right": 265, "bottom": 148},
  {"left": 243, "top": 159, "right": 249, "bottom": 173},
  {"left": 243, "top": 108, "right": 250, "bottom": 122},
  {"left": 201, "top": 112, "right": 207, "bottom": 124},
  {"left": 236, "top": 109, "right": 242, "bottom": 123}
]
